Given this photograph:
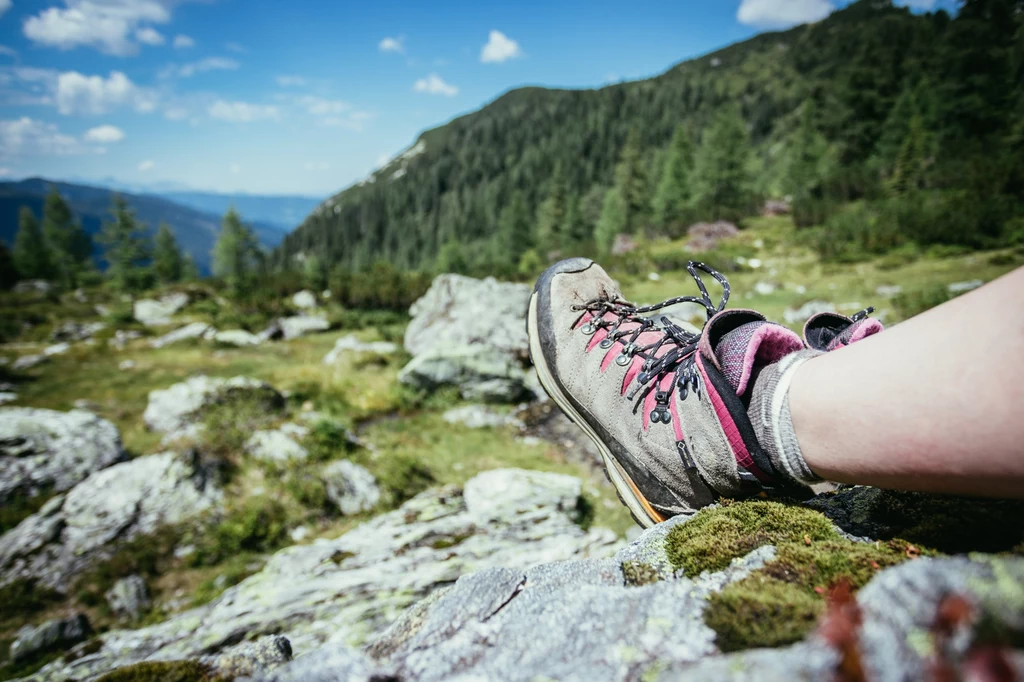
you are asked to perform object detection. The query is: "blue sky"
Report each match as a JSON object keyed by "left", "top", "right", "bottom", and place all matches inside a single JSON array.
[{"left": 0, "top": 0, "right": 957, "bottom": 197}]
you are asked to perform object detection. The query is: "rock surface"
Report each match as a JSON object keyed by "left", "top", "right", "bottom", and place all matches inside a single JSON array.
[
  {"left": 29, "top": 469, "right": 617, "bottom": 681},
  {"left": 291, "top": 290, "right": 318, "bottom": 309},
  {"left": 322, "top": 335, "right": 398, "bottom": 364},
  {"left": 105, "top": 575, "right": 151, "bottom": 621},
  {"left": 149, "top": 322, "right": 211, "bottom": 349},
  {"left": 399, "top": 346, "right": 533, "bottom": 403},
  {"left": 143, "top": 375, "right": 284, "bottom": 435},
  {"left": 279, "top": 315, "right": 330, "bottom": 340},
  {"left": 133, "top": 293, "right": 189, "bottom": 326},
  {"left": 9, "top": 614, "right": 92, "bottom": 663},
  {"left": 321, "top": 459, "right": 380, "bottom": 515},
  {"left": 246, "top": 425, "right": 309, "bottom": 463},
  {"left": 51, "top": 321, "right": 105, "bottom": 343},
  {"left": 0, "top": 407, "right": 125, "bottom": 504},
  {"left": 0, "top": 450, "right": 221, "bottom": 592},
  {"left": 442, "top": 405, "right": 519, "bottom": 429},
  {"left": 214, "top": 329, "right": 262, "bottom": 347},
  {"left": 12, "top": 354, "right": 47, "bottom": 371}
]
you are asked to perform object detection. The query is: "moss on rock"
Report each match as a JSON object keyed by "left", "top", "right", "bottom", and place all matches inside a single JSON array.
[
  {"left": 622, "top": 561, "right": 661, "bottom": 587},
  {"left": 95, "top": 660, "right": 223, "bottom": 682},
  {"left": 705, "top": 576, "right": 822, "bottom": 652}
]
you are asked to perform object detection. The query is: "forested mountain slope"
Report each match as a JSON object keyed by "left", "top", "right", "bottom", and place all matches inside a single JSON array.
[{"left": 275, "top": 0, "right": 1023, "bottom": 275}]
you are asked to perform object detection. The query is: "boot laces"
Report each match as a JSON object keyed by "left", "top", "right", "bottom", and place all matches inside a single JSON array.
[{"left": 570, "top": 261, "right": 731, "bottom": 425}]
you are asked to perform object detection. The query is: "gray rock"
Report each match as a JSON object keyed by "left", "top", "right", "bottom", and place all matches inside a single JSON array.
[
  {"left": 9, "top": 614, "right": 91, "bottom": 663},
  {"left": 322, "top": 335, "right": 398, "bottom": 364},
  {"left": 12, "top": 354, "right": 47, "bottom": 371},
  {"left": 0, "top": 392, "right": 16, "bottom": 406},
  {"left": 404, "top": 274, "right": 530, "bottom": 359},
  {"left": 291, "top": 290, "right": 318, "bottom": 309},
  {"left": 44, "top": 342, "right": 71, "bottom": 356},
  {"left": 259, "top": 642, "right": 383, "bottom": 682},
  {"left": 133, "top": 292, "right": 190, "bottom": 326},
  {"left": 213, "top": 329, "right": 262, "bottom": 347},
  {"left": 105, "top": 575, "right": 151, "bottom": 621},
  {"left": 246, "top": 427, "right": 309, "bottom": 463},
  {"left": 753, "top": 280, "right": 776, "bottom": 295},
  {"left": 948, "top": 279, "right": 984, "bottom": 294},
  {"left": 399, "top": 346, "right": 532, "bottom": 403},
  {"left": 29, "top": 469, "right": 618, "bottom": 681},
  {"left": 14, "top": 279, "right": 53, "bottom": 295},
  {"left": 279, "top": 315, "right": 330, "bottom": 340},
  {"left": 143, "top": 375, "right": 284, "bottom": 435},
  {"left": 783, "top": 300, "right": 836, "bottom": 324},
  {"left": 321, "top": 460, "right": 379, "bottom": 515},
  {"left": 207, "top": 635, "right": 293, "bottom": 678},
  {"left": 0, "top": 450, "right": 221, "bottom": 592},
  {"left": 51, "top": 321, "right": 106, "bottom": 343},
  {"left": 875, "top": 284, "right": 903, "bottom": 297},
  {"left": 257, "top": 321, "right": 284, "bottom": 343},
  {"left": 442, "top": 405, "right": 518, "bottom": 429},
  {"left": 118, "top": 360, "right": 136, "bottom": 371},
  {"left": 149, "top": 322, "right": 212, "bottom": 349},
  {"left": 109, "top": 329, "right": 142, "bottom": 350},
  {"left": 0, "top": 407, "right": 125, "bottom": 504}
]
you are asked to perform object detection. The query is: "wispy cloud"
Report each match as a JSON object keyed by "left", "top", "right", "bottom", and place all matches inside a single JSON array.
[
  {"left": 0, "top": 117, "right": 88, "bottom": 158},
  {"left": 160, "top": 57, "right": 240, "bottom": 79},
  {"left": 736, "top": 0, "right": 834, "bottom": 28},
  {"left": 225, "top": 42, "right": 246, "bottom": 53},
  {"left": 138, "top": 159, "right": 155, "bottom": 171},
  {"left": 480, "top": 30, "right": 522, "bottom": 63},
  {"left": 55, "top": 70, "right": 156, "bottom": 115},
  {"left": 135, "top": 27, "right": 165, "bottom": 46},
  {"left": 0, "top": 45, "right": 17, "bottom": 58},
  {"left": 208, "top": 99, "right": 280, "bottom": 123},
  {"left": 83, "top": 124, "right": 125, "bottom": 143},
  {"left": 378, "top": 36, "right": 404, "bottom": 54},
  {"left": 298, "top": 95, "right": 350, "bottom": 115},
  {"left": 413, "top": 73, "right": 457, "bottom": 97},
  {"left": 23, "top": 0, "right": 172, "bottom": 56},
  {"left": 0, "top": 0, "right": 11, "bottom": 19},
  {"left": 276, "top": 75, "right": 306, "bottom": 87},
  {"left": 173, "top": 34, "right": 194, "bottom": 49}
]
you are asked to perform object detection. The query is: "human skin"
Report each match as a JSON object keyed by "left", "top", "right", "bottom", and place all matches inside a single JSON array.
[{"left": 789, "top": 265, "right": 1024, "bottom": 498}]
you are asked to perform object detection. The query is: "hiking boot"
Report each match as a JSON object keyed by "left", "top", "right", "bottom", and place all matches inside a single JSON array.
[
  {"left": 803, "top": 309, "right": 884, "bottom": 351},
  {"left": 528, "top": 258, "right": 811, "bottom": 527}
]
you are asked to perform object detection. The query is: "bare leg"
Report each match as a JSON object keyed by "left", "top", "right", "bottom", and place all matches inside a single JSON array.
[{"left": 789, "top": 266, "right": 1024, "bottom": 498}]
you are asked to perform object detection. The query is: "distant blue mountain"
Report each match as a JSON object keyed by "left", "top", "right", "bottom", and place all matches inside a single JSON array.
[
  {"left": 157, "top": 191, "right": 322, "bottom": 233},
  {"left": 0, "top": 178, "right": 291, "bottom": 274}
]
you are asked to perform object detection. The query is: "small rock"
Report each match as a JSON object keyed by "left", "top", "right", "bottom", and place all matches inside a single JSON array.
[
  {"left": 143, "top": 375, "right": 284, "bottom": 435},
  {"left": 611, "top": 233, "right": 637, "bottom": 255},
  {"left": 321, "top": 460, "right": 380, "bottom": 515},
  {"left": 109, "top": 329, "right": 141, "bottom": 350},
  {"left": 443, "top": 405, "right": 517, "bottom": 429},
  {"left": 209, "top": 635, "right": 293, "bottom": 678},
  {"left": 214, "top": 329, "right": 262, "bottom": 347},
  {"left": 13, "top": 354, "right": 47, "bottom": 371},
  {"left": 0, "top": 392, "right": 16, "bottom": 406},
  {"left": 648, "top": 272, "right": 661, "bottom": 282},
  {"left": 322, "top": 290, "right": 331, "bottom": 299},
  {"left": 948, "top": 279, "right": 984, "bottom": 294},
  {"left": 686, "top": 221, "right": 738, "bottom": 252},
  {"left": 72, "top": 399, "right": 100, "bottom": 411},
  {"left": 257, "top": 321, "right": 284, "bottom": 343},
  {"left": 133, "top": 292, "right": 189, "bottom": 326},
  {"left": 44, "top": 342, "right": 71, "bottom": 356},
  {"left": 9, "top": 614, "right": 91, "bottom": 663},
  {"left": 747, "top": 258, "right": 763, "bottom": 269},
  {"left": 105, "top": 575, "right": 150, "bottom": 620},
  {"left": 875, "top": 284, "right": 903, "bottom": 297},
  {"left": 291, "top": 290, "right": 318, "bottom": 309},
  {"left": 761, "top": 198, "right": 791, "bottom": 216},
  {"left": 400, "top": 346, "right": 532, "bottom": 403},
  {"left": 783, "top": 300, "right": 836, "bottom": 325},
  {"left": 13, "top": 279, "right": 52, "bottom": 295},
  {"left": 51, "top": 321, "right": 105, "bottom": 343},
  {"left": 73, "top": 288, "right": 87, "bottom": 303},
  {"left": 323, "top": 336, "right": 398, "bottom": 364},
  {"left": 150, "top": 322, "right": 212, "bottom": 349},
  {"left": 119, "top": 360, "right": 136, "bottom": 371},
  {"left": 279, "top": 316, "right": 330, "bottom": 340},
  {"left": 290, "top": 526, "right": 311, "bottom": 543},
  {"left": 753, "top": 281, "right": 776, "bottom": 295},
  {"left": 246, "top": 428, "right": 309, "bottom": 463}
]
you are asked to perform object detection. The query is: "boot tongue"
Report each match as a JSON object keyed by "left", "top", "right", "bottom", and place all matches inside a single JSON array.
[{"left": 714, "top": 321, "right": 804, "bottom": 397}]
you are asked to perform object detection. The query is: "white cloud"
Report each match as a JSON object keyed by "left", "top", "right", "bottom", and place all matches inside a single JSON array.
[
  {"left": 378, "top": 36, "right": 403, "bottom": 54},
  {"left": 736, "top": 0, "right": 834, "bottom": 28},
  {"left": 23, "top": 0, "right": 172, "bottom": 56},
  {"left": 208, "top": 99, "right": 280, "bottom": 123},
  {"left": 55, "top": 70, "right": 154, "bottom": 115},
  {"left": 0, "top": 117, "right": 86, "bottom": 158},
  {"left": 0, "top": 0, "right": 11, "bottom": 19},
  {"left": 163, "top": 106, "right": 188, "bottom": 120},
  {"left": 225, "top": 41, "right": 246, "bottom": 53},
  {"left": 172, "top": 34, "right": 194, "bottom": 49},
  {"left": 413, "top": 73, "right": 458, "bottom": 97},
  {"left": 304, "top": 161, "right": 330, "bottom": 171},
  {"left": 480, "top": 30, "right": 522, "bottom": 63},
  {"left": 138, "top": 159, "right": 154, "bottom": 171},
  {"left": 229, "top": 163, "right": 241, "bottom": 174},
  {"left": 276, "top": 74, "right": 306, "bottom": 87},
  {"left": 298, "top": 95, "right": 350, "bottom": 115},
  {"left": 160, "top": 57, "right": 239, "bottom": 79},
  {"left": 0, "top": 45, "right": 17, "bottom": 57},
  {"left": 135, "top": 26, "right": 164, "bottom": 46},
  {"left": 83, "top": 123, "right": 124, "bottom": 142}
]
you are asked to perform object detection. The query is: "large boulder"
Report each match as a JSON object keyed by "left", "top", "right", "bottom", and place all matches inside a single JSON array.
[
  {"left": 279, "top": 315, "right": 330, "bottom": 340},
  {"left": 143, "top": 375, "right": 284, "bottom": 435},
  {"left": 9, "top": 614, "right": 92, "bottom": 663},
  {"left": 321, "top": 460, "right": 379, "bottom": 515},
  {"left": 0, "top": 450, "right": 221, "bottom": 592},
  {"left": 399, "top": 346, "right": 533, "bottom": 402},
  {"left": 149, "top": 322, "right": 212, "bottom": 349},
  {"left": 245, "top": 425, "right": 309, "bottom": 463},
  {"left": 30, "top": 469, "right": 618, "bottom": 681},
  {"left": 133, "top": 292, "right": 189, "bottom": 326},
  {"left": 105, "top": 575, "right": 151, "bottom": 621},
  {"left": 291, "top": 290, "right": 318, "bottom": 310},
  {"left": 0, "top": 407, "right": 125, "bottom": 504},
  {"left": 322, "top": 335, "right": 398, "bottom": 365}
]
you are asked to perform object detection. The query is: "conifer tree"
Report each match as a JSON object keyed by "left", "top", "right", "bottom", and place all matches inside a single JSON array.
[
  {"left": 181, "top": 253, "right": 200, "bottom": 282},
  {"left": 615, "top": 128, "right": 648, "bottom": 233},
  {"left": 42, "top": 189, "right": 92, "bottom": 287},
  {"left": 652, "top": 125, "right": 695, "bottom": 231},
  {"left": 13, "top": 207, "right": 55, "bottom": 280},
  {"left": 561, "top": 194, "right": 590, "bottom": 252},
  {"left": 536, "top": 161, "right": 568, "bottom": 253},
  {"left": 98, "top": 197, "right": 150, "bottom": 291},
  {"left": 690, "top": 108, "right": 754, "bottom": 220},
  {"left": 594, "top": 188, "right": 626, "bottom": 256},
  {"left": 0, "top": 240, "right": 17, "bottom": 289},
  {"left": 212, "top": 207, "right": 260, "bottom": 293},
  {"left": 887, "top": 114, "right": 930, "bottom": 197},
  {"left": 497, "top": 190, "right": 533, "bottom": 263},
  {"left": 152, "top": 223, "right": 183, "bottom": 284}
]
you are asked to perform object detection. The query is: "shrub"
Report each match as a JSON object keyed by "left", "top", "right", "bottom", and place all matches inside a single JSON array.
[
  {"left": 95, "top": 660, "right": 221, "bottom": 682},
  {"left": 0, "top": 578, "right": 63, "bottom": 626},
  {"left": 892, "top": 285, "right": 953, "bottom": 320},
  {"left": 75, "top": 526, "right": 179, "bottom": 605},
  {"left": 189, "top": 498, "right": 289, "bottom": 567}
]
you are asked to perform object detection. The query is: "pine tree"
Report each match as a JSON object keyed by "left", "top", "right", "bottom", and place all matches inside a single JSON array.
[
  {"left": 98, "top": 197, "right": 151, "bottom": 291},
  {"left": 0, "top": 240, "right": 17, "bottom": 290},
  {"left": 212, "top": 207, "right": 260, "bottom": 293},
  {"left": 181, "top": 253, "right": 200, "bottom": 282},
  {"left": 561, "top": 195, "right": 589, "bottom": 252},
  {"left": 615, "top": 128, "right": 648, "bottom": 233},
  {"left": 887, "top": 114, "right": 930, "bottom": 197},
  {"left": 594, "top": 188, "right": 626, "bottom": 256},
  {"left": 784, "top": 101, "right": 832, "bottom": 200},
  {"left": 41, "top": 189, "right": 91, "bottom": 288},
  {"left": 13, "top": 207, "right": 55, "bottom": 280},
  {"left": 690, "top": 108, "right": 754, "bottom": 220},
  {"left": 652, "top": 124, "right": 695, "bottom": 231},
  {"left": 535, "top": 161, "right": 568, "bottom": 254},
  {"left": 497, "top": 190, "right": 533, "bottom": 263},
  {"left": 152, "top": 223, "right": 183, "bottom": 284}
]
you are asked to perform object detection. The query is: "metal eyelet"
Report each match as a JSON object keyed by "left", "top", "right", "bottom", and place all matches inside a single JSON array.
[
  {"left": 616, "top": 343, "right": 638, "bottom": 366},
  {"left": 599, "top": 338, "right": 614, "bottom": 349},
  {"left": 581, "top": 322, "right": 596, "bottom": 335}
]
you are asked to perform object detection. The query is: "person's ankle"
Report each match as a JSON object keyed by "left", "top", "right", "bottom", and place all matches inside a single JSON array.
[{"left": 745, "top": 348, "right": 824, "bottom": 486}]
